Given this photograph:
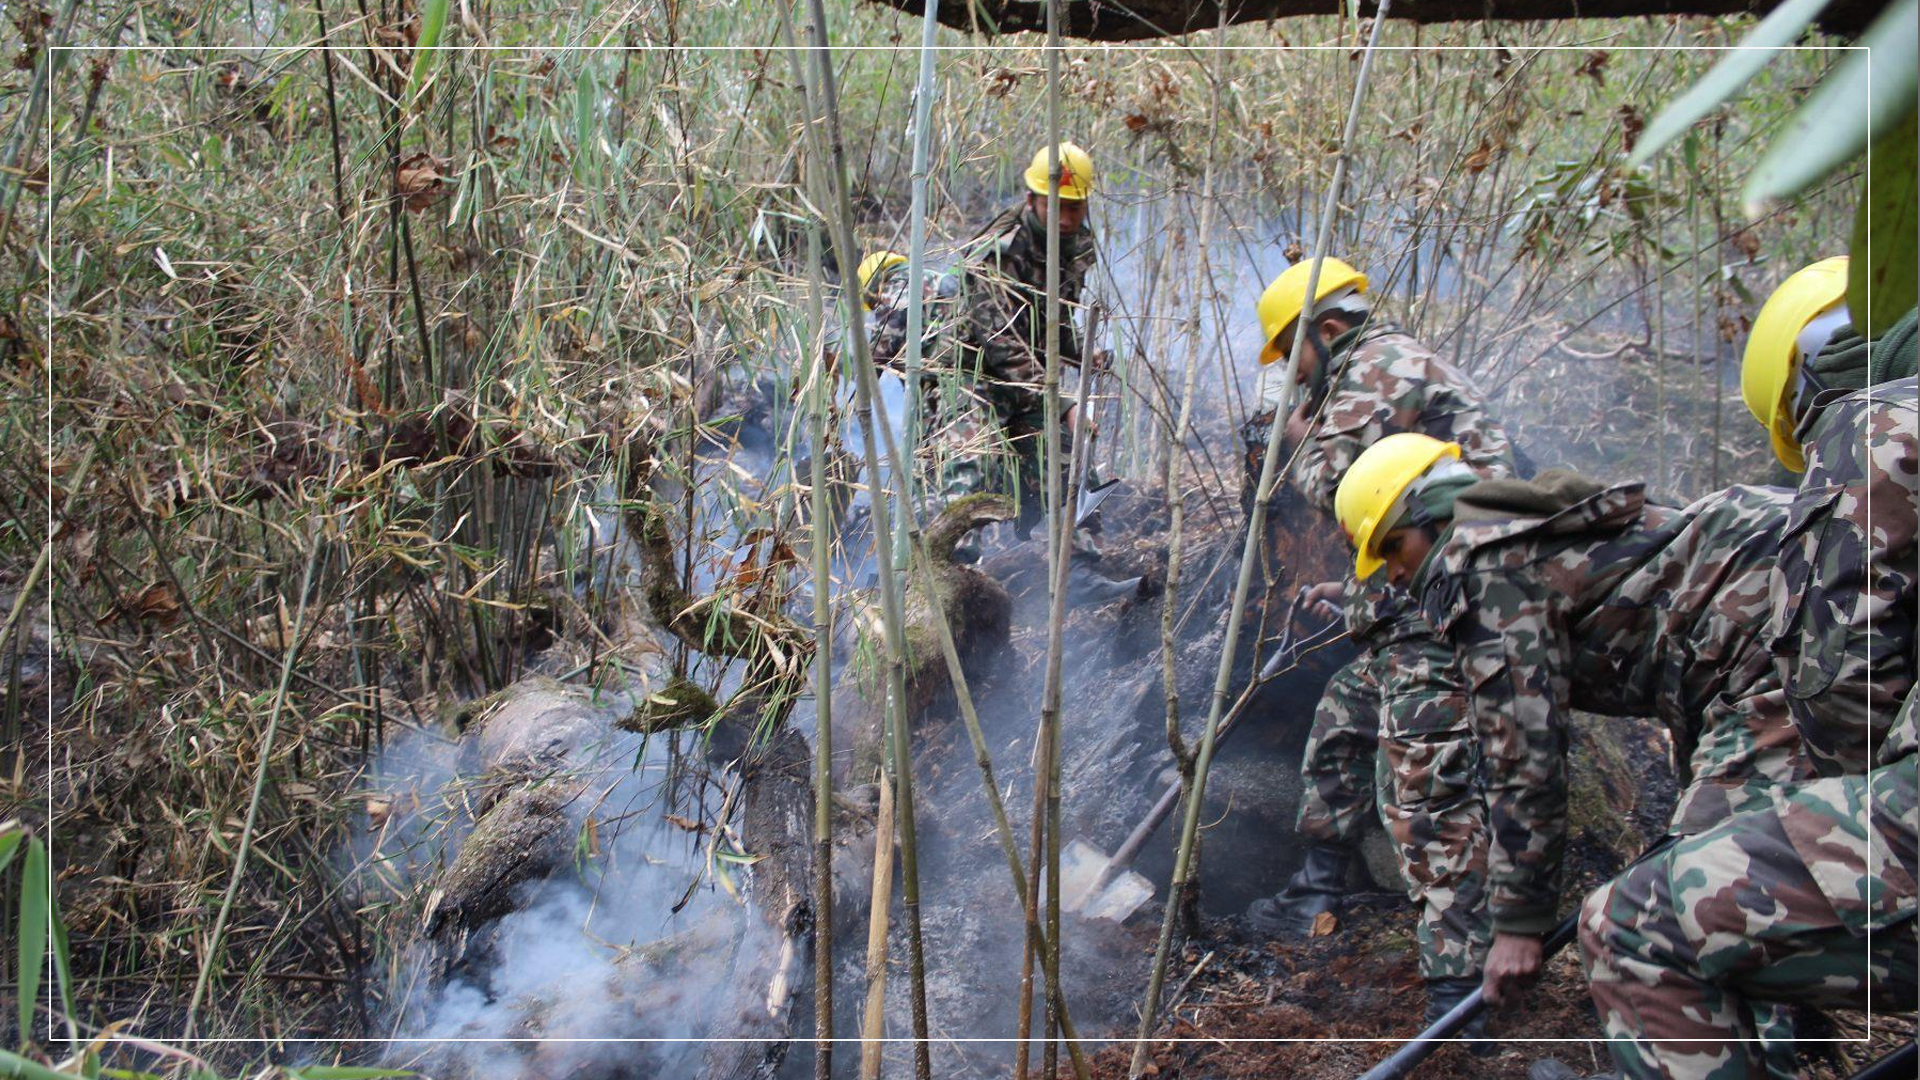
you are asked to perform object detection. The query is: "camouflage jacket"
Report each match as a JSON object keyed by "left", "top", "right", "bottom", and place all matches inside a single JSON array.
[
  {"left": 867, "top": 266, "right": 961, "bottom": 375},
  {"left": 1290, "top": 324, "right": 1515, "bottom": 514},
  {"left": 958, "top": 204, "right": 1097, "bottom": 424},
  {"left": 1769, "top": 376, "right": 1919, "bottom": 774},
  {"left": 1416, "top": 475, "right": 1803, "bottom": 934},
  {"left": 1261, "top": 323, "right": 1516, "bottom": 638}
]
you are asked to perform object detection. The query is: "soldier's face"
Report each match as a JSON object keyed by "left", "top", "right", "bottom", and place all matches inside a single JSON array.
[
  {"left": 1376, "top": 526, "right": 1435, "bottom": 588},
  {"left": 1029, "top": 193, "right": 1089, "bottom": 234}
]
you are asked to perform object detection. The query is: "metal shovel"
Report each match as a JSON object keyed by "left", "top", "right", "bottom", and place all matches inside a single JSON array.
[{"left": 1063, "top": 594, "right": 1340, "bottom": 921}]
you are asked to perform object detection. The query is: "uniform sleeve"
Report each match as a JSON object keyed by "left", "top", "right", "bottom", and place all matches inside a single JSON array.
[
  {"left": 961, "top": 256, "right": 1038, "bottom": 383},
  {"left": 1291, "top": 386, "right": 1388, "bottom": 516},
  {"left": 1438, "top": 561, "right": 1573, "bottom": 936},
  {"left": 1437, "top": 390, "right": 1514, "bottom": 479},
  {"left": 1422, "top": 360, "right": 1516, "bottom": 479}
]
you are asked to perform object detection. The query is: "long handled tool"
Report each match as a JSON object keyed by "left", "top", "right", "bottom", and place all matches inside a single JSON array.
[
  {"left": 1062, "top": 593, "right": 1342, "bottom": 921},
  {"left": 1072, "top": 304, "right": 1122, "bottom": 529},
  {"left": 1359, "top": 912, "right": 1583, "bottom": 1080},
  {"left": 1368, "top": 987, "right": 1915, "bottom": 1080},
  {"left": 1358, "top": 834, "right": 1682, "bottom": 1080},
  {"left": 1850, "top": 1040, "right": 1916, "bottom": 1080}
]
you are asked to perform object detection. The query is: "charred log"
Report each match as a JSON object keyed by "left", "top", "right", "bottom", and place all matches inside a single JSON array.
[
  {"left": 829, "top": 493, "right": 1017, "bottom": 782},
  {"left": 696, "top": 728, "right": 815, "bottom": 1080}
]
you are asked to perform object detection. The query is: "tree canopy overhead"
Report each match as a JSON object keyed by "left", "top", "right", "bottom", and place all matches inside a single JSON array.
[{"left": 868, "top": 0, "right": 1883, "bottom": 42}]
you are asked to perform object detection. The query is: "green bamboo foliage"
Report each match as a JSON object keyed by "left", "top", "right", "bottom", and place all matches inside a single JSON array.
[{"left": 410, "top": 0, "right": 452, "bottom": 99}]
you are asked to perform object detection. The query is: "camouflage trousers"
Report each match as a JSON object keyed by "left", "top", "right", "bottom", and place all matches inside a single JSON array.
[
  {"left": 1294, "top": 619, "right": 1494, "bottom": 980},
  {"left": 1579, "top": 778, "right": 1919, "bottom": 1080},
  {"left": 931, "top": 390, "right": 1034, "bottom": 528}
]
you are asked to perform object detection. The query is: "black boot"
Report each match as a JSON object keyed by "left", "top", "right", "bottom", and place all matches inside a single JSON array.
[
  {"left": 1245, "top": 844, "right": 1351, "bottom": 938},
  {"left": 1064, "top": 560, "right": 1143, "bottom": 608},
  {"left": 1425, "top": 976, "right": 1495, "bottom": 1055}
]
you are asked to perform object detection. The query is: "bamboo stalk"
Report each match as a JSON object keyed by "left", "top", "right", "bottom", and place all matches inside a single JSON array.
[
  {"left": 1128, "top": 5, "right": 1396, "bottom": 1076},
  {"left": 1654, "top": 158, "right": 1669, "bottom": 496},
  {"left": 1711, "top": 114, "right": 1726, "bottom": 490},
  {"left": 794, "top": 3, "right": 935, "bottom": 1076},
  {"left": 1019, "top": 5, "right": 1067, "bottom": 1073},
  {"left": 903, "top": 523, "right": 1094, "bottom": 1079},
  {"left": 314, "top": 0, "right": 349, "bottom": 225},
  {"left": 769, "top": 8, "right": 894, "bottom": 1070},
  {"left": 1160, "top": 19, "right": 1226, "bottom": 898},
  {"left": 801, "top": 151, "right": 837, "bottom": 1080},
  {"left": 1038, "top": 8, "right": 1071, "bottom": 1073},
  {"left": 1688, "top": 151, "right": 1704, "bottom": 500},
  {"left": 860, "top": 760, "right": 898, "bottom": 1075},
  {"left": 897, "top": 0, "right": 942, "bottom": 577}
]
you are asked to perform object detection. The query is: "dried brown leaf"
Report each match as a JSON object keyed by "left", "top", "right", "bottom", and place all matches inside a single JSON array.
[
  {"left": 395, "top": 152, "right": 450, "bottom": 213},
  {"left": 128, "top": 583, "right": 183, "bottom": 625},
  {"left": 1463, "top": 136, "right": 1496, "bottom": 175}
]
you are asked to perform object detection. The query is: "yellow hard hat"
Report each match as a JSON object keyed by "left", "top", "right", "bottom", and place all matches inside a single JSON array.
[
  {"left": 1741, "top": 256, "right": 1849, "bottom": 472},
  {"left": 1256, "top": 257, "right": 1369, "bottom": 365},
  {"left": 856, "top": 251, "right": 909, "bottom": 311},
  {"left": 1336, "top": 432, "right": 1461, "bottom": 580},
  {"left": 1024, "top": 142, "right": 1095, "bottom": 201}
]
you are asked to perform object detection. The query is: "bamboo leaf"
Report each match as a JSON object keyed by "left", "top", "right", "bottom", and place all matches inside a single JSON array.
[
  {"left": 0, "top": 1048, "right": 71, "bottom": 1080},
  {"left": 0, "top": 821, "right": 23, "bottom": 876},
  {"left": 51, "top": 894, "right": 75, "bottom": 1026},
  {"left": 574, "top": 66, "right": 597, "bottom": 184},
  {"left": 18, "top": 837, "right": 49, "bottom": 1039},
  {"left": 1626, "top": 0, "right": 1833, "bottom": 169},
  {"left": 1744, "top": 0, "right": 1920, "bottom": 214},
  {"left": 1847, "top": 104, "right": 1920, "bottom": 338},
  {"left": 408, "top": 0, "right": 451, "bottom": 98}
]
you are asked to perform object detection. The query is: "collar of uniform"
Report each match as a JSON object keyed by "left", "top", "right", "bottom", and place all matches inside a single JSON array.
[
  {"left": 1794, "top": 384, "right": 1856, "bottom": 449},
  {"left": 1411, "top": 521, "right": 1454, "bottom": 594},
  {"left": 1019, "top": 204, "right": 1047, "bottom": 242},
  {"left": 1018, "top": 204, "right": 1092, "bottom": 255},
  {"left": 1320, "top": 320, "right": 1398, "bottom": 394},
  {"left": 1443, "top": 476, "right": 1647, "bottom": 562}
]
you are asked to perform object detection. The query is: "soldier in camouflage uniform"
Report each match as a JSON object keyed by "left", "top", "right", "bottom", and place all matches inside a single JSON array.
[
  {"left": 1553, "top": 289, "right": 1920, "bottom": 1080},
  {"left": 1336, "top": 444, "right": 1810, "bottom": 1043},
  {"left": 944, "top": 142, "right": 1140, "bottom": 605},
  {"left": 1241, "top": 258, "right": 1514, "bottom": 1032},
  {"left": 1736, "top": 261, "right": 1919, "bottom": 774},
  {"left": 862, "top": 251, "right": 960, "bottom": 372},
  {"left": 1770, "top": 374, "right": 1918, "bottom": 773},
  {"left": 859, "top": 250, "right": 972, "bottom": 498}
]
